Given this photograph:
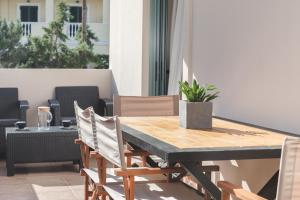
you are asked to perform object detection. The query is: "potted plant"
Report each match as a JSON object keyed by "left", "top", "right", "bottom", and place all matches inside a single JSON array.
[{"left": 179, "top": 80, "right": 219, "bottom": 129}]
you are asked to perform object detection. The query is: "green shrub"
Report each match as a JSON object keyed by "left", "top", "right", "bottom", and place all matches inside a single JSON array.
[{"left": 0, "top": 19, "right": 27, "bottom": 68}]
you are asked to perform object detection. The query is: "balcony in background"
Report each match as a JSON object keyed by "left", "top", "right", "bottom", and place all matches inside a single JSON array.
[{"left": 20, "top": 22, "right": 109, "bottom": 54}]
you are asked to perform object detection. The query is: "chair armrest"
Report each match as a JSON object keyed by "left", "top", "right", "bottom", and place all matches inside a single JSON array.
[
  {"left": 90, "top": 151, "right": 102, "bottom": 159},
  {"left": 114, "top": 167, "right": 185, "bottom": 176},
  {"left": 19, "top": 100, "right": 29, "bottom": 121},
  {"left": 74, "top": 139, "right": 83, "bottom": 145},
  {"left": 48, "top": 99, "right": 61, "bottom": 126},
  {"left": 217, "top": 181, "right": 267, "bottom": 200},
  {"left": 124, "top": 149, "right": 150, "bottom": 157},
  {"left": 101, "top": 98, "right": 113, "bottom": 116}
]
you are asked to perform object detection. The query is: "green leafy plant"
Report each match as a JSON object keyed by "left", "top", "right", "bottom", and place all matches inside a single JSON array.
[
  {"left": 0, "top": 19, "right": 28, "bottom": 68},
  {"left": 179, "top": 80, "right": 219, "bottom": 102}
]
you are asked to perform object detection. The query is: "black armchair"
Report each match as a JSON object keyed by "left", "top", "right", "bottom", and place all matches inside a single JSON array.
[
  {"left": 0, "top": 88, "right": 29, "bottom": 157},
  {"left": 48, "top": 86, "right": 112, "bottom": 126}
]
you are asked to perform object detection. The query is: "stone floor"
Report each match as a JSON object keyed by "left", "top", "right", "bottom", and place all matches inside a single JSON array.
[{"left": 0, "top": 160, "right": 84, "bottom": 200}]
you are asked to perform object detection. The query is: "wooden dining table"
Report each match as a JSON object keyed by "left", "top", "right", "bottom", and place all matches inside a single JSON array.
[{"left": 120, "top": 116, "right": 287, "bottom": 200}]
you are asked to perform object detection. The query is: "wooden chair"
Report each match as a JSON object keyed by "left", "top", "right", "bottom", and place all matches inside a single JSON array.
[
  {"left": 74, "top": 101, "right": 97, "bottom": 200},
  {"left": 74, "top": 101, "right": 167, "bottom": 200},
  {"left": 86, "top": 107, "right": 203, "bottom": 200},
  {"left": 218, "top": 137, "right": 300, "bottom": 200},
  {"left": 114, "top": 95, "right": 219, "bottom": 199},
  {"left": 113, "top": 95, "right": 179, "bottom": 167}
]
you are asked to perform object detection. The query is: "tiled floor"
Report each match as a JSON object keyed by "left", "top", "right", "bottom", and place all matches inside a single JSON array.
[{"left": 0, "top": 160, "right": 84, "bottom": 200}]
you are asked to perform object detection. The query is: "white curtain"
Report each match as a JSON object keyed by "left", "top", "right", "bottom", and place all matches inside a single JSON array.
[{"left": 168, "top": 0, "right": 186, "bottom": 95}]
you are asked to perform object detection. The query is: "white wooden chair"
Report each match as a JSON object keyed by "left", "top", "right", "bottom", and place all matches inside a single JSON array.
[
  {"left": 113, "top": 95, "right": 179, "bottom": 167},
  {"left": 87, "top": 106, "right": 203, "bottom": 200},
  {"left": 74, "top": 101, "right": 98, "bottom": 200},
  {"left": 74, "top": 102, "right": 167, "bottom": 200},
  {"left": 113, "top": 95, "right": 219, "bottom": 199},
  {"left": 218, "top": 136, "right": 300, "bottom": 200}
]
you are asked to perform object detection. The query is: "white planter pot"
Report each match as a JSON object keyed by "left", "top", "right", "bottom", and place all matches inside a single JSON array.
[{"left": 179, "top": 100, "right": 213, "bottom": 129}]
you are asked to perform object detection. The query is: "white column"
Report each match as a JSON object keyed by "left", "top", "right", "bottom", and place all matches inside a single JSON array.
[
  {"left": 110, "top": 0, "right": 150, "bottom": 95},
  {"left": 45, "top": 0, "right": 55, "bottom": 22},
  {"left": 102, "top": 0, "right": 110, "bottom": 24},
  {"left": 182, "top": 0, "right": 193, "bottom": 84}
]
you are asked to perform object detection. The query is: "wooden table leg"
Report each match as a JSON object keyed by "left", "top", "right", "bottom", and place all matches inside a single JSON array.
[{"left": 182, "top": 162, "right": 221, "bottom": 200}]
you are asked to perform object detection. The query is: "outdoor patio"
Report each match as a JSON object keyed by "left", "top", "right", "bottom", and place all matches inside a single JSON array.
[{"left": 1, "top": 0, "right": 300, "bottom": 200}]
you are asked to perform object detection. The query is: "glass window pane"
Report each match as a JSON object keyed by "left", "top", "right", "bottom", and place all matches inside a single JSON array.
[
  {"left": 70, "top": 6, "right": 82, "bottom": 23},
  {"left": 20, "top": 6, "right": 38, "bottom": 22}
]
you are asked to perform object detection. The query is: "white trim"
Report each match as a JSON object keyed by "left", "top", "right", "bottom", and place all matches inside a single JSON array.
[
  {"left": 67, "top": 3, "right": 90, "bottom": 22},
  {"left": 17, "top": 3, "right": 41, "bottom": 22}
]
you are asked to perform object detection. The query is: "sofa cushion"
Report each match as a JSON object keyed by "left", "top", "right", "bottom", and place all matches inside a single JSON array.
[
  {"left": 55, "top": 86, "right": 102, "bottom": 117},
  {"left": 0, "top": 88, "right": 19, "bottom": 119}
]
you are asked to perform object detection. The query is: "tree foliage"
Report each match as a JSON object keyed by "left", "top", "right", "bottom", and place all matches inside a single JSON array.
[
  {"left": 0, "top": 1, "right": 109, "bottom": 69},
  {"left": 0, "top": 20, "right": 27, "bottom": 68}
]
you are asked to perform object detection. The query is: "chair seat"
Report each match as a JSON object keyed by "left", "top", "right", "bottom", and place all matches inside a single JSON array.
[
  {"left": 83, "top": 168, "right": 167, "bottom": 184},
  {"left": 103, "top": 181, "right": 203, "bottom": 200},
  {"left": 0, "top": 119, "right": 19, "bottom": 127}
]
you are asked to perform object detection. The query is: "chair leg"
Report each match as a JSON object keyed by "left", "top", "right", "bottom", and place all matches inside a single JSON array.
[
  {"left": 127, "top": 156, "right": 132, "bottom": 167},
  {"left": 129, "top": 176, "right": 135, "bottom": 200},
  {"left": 123, "top": 176, "right": 130, "bottom": 200},
  {"left": 141, "top": 156, "right": 147, "bottom": 167},
  {"left": 84, "top": 175, "right": 89, "bottom": 200},
  {"left": 100, "top": 194, "right": 106, "bottom": 200},
  {"left": 91, "top": 190, "right": 98, "bottom": 200},
  {"left": 221, "top": 191, "right": 230, "bottom": 200}
]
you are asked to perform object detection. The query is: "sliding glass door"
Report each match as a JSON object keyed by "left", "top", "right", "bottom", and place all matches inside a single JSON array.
[{"left": 149, "top": 0, "right": 171, "bottom": 96}]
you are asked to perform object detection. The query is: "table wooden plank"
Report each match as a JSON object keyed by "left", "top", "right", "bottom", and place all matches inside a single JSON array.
[
  {"left": 120, "top": 116, "right": 286, "bottom": 200},
  {"left": 120, "top": 116, "right": 286, "bottom": 150}
]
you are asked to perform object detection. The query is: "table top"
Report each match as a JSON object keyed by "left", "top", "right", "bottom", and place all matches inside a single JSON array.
[
  {"left": 120, "top": 116, "right": 287, "bottom": 162},
  {"left": 6, "top": 126, "right": 77, "bottom": 134}
]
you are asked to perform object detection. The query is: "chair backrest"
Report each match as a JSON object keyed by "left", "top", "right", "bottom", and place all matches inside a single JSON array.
[
  {"left": 91, "top": 110, "right": 126, "bottom": 170},
  {"left": 0, "top": 88, "right": 19, "bottom": 119},
  {"left": 276, "top": 136, "right": 300, "bottom": 200},
  {"left": 56, "top": 86, "right": 102, "bottom": 117},
  {"left": 74, "top": 101, "right": 96, "bottom": 149},
  {"left": 113, "top": 95, "right": 179, "bottom": 117}
]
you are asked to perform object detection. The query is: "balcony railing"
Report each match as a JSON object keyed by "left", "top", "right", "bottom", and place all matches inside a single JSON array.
[
  {"left": 20, "top": 22, "right": 109, "bottom": 54},
  {"left": 67, "top": 23, "right": 80, "bottom": 39},
  {"left": 21, "top": 22, "right": 32, "bottom": 36}
]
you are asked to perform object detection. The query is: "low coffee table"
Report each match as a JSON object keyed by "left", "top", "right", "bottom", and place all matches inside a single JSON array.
[{"left": 5, "top": 126, "right": 81, "bottom": 176}]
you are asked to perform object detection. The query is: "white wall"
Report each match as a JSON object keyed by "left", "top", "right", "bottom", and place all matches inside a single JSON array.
[
  {"left": 0, "top": 69, "right": 112, "bottom": 126},
  {"left": 190, "top": 0, "right": 300, "bottom": 194},
  {"left": 109, "top": 0, "right": 150, "bottom": 96}
]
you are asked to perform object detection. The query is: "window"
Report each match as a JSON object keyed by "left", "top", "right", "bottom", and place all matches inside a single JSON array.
[
  {"left": 20, "top": 6, "right": 38, "bottom": 22},
  {"left": 69, "top": 6, "right": 82, "bottom": 23}
]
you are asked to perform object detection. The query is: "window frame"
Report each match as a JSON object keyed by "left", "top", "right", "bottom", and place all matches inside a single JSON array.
[
  {"left": 67, "top": 3, "right": 90, "bottom": 23},
  {"left": 69, "top": 6, "right": 83, "bottom": 23},
  {"left": 17, "top": 3, "right": 41, "bottom": 22}
]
